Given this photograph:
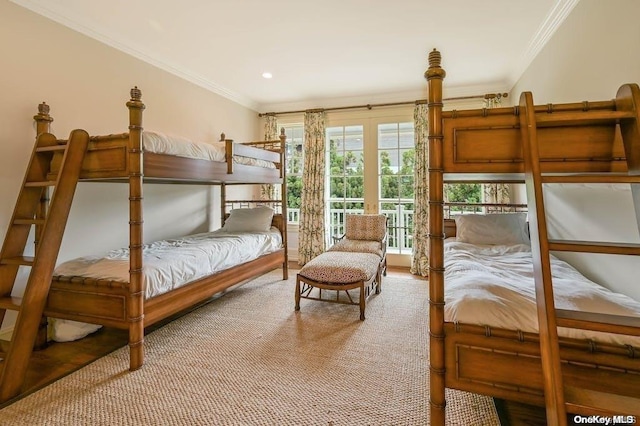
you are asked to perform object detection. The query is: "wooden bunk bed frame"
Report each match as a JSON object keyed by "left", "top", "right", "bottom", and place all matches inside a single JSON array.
[
  {"left": 425, "top": 50, "right": 640, "bottom": 424},
  {"left": 33, "top": 87, "right": 289, "bottom": 372}
]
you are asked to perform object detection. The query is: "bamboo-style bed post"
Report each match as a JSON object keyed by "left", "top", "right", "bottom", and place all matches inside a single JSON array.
[
  {"left": 33, "top": 102, "right": 55, "bottom": 349},
  {"left": 220, "top": 183, "right": 227, "bottom": 227},
  {"left": 426, "top": 48, "right": 446, "bottom": 426},
  {"left": 279, "top": 127, "right": 289, "bottom": 280},
  {"left": 126, "top": 87, "right": 145, "bottom": 371}
]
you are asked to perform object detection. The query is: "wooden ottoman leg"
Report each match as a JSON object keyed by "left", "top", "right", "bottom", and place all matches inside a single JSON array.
[
  {"left": 359, "top": 280, "right": 366, "bottom": 320},
  {"left": 295, "top": 275, "right": 301, "bottom": 311}
]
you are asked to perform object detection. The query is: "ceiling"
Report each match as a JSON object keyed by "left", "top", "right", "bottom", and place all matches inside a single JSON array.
[{"left": 12, "top": 0, "right": 580, "bottom": 112}]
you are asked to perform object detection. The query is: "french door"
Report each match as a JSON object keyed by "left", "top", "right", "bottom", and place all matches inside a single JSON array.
[{"left": 325, "top": 113, "right": 414, "bottom": 258}]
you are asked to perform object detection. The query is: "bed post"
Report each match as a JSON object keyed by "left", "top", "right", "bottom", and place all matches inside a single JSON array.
[
  {"left": 33, "top": 103, "right": 55, "bottom": 350},
  {"left": 279, "top": 127, "right": 289, "bottom": 280},
  {"left": 220, "top": 183, "right": 226, "bottom": 228},
  {"left": 426, "top": 49, "right": 446, "bottom": 426},
  {"left": 126, "top": 87, "right": 145, "bottom": 371}
]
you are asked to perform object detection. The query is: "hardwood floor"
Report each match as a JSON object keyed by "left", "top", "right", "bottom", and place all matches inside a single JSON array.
[
  {"left": 1, "top": 266, "right": 549, "bottom": 425},
  {"left": 0, "top": 325, "right": 129, "bottom": 409}
]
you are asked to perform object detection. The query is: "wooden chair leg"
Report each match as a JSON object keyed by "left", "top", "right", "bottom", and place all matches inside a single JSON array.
[
  {"left": 359, "top": 281, "right": 366, "bottom": 320},
  {"left": 295, "top": 275, "right": 301, "bottom": 311}
]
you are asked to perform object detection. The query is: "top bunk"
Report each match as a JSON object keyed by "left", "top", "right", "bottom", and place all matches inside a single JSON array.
[
  {"left": 34, "top": 87, "right": 285, "bottom": 185},
  {"left": 426, "top": 51, "right": 637, "bottom": 182}
]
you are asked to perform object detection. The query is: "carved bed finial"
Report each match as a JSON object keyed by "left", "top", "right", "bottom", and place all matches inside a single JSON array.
[
  {"left": 130, "top": 86, "right": 142, "bottom": 101},
  {"left": 428, "top": 48, "right": 441, "bottom": 67},
  {"left": 220, "top": 132, "right": 226, "bottom": 142},
  {"left": 38, "top": 102, "right": 50, "bottom": 115},
  {"left": 425, "top": 48, "right": 446, "bottom": 80}
]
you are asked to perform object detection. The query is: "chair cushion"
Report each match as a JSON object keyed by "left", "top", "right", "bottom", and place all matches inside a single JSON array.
[
  {"left": 299, "top": 252, "right": 380, "bottom": 284},
  {"left": 328, "top": 239, "right": 384, "bottom": 258},
  {"left": 344, "top": 214, "right": 387, "bottom": 241}
]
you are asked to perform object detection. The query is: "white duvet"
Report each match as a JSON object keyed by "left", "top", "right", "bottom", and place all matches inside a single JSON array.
[
  {"left": 51, "top": 228, "right": 282, "bottom": 342},
  {"left": 54, "top": 228, "right": 282, "bottom": 299},
  {"left": 444, "top": 240, "right": 640, "bottom": 347},
  {"left": 142, "top": 131, "right": 275, "bottom": 168}
]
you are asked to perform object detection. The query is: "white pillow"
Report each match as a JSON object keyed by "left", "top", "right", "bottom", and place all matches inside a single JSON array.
[
  {"left": 222, "top": 206, "right": 275, "bottom": 232},
  {"left": 455, "top": 213, "right": 529, "bottom": 245}
]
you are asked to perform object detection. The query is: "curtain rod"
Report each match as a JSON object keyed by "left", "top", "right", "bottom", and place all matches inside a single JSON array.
[{"left": 258, "top": 92, "right": 508, "bottom": 117}]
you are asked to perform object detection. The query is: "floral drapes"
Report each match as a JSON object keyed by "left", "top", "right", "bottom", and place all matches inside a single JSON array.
[
  {"left": 298, "top": 111, "right": 326, "bottom": 265},
  {"left": 410, "top": 103, "right": 429, "bottom": 276},
  {"left": 261, "top": 115, "right": 278, "bottom": 200},
  {"left": 481, "top": 95, "right": 511, "bottom": 207}
]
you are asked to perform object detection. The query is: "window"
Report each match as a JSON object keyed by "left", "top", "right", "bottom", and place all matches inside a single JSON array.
[
  {"left": 378, "top": 122, "right": 414, "bottom": 254},
  {"left": 323, "top": 117, "right": 415, "bottom": 255},
  {"left": 325, "top": 125, "right": 365, "bottom": 238},
  {"left": 282, "top": 124, "right": 304, "bottom": 224}
]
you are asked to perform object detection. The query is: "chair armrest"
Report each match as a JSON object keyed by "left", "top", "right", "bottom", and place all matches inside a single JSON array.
[
  {"left": 332, "top": 233, "right": 346, "bottom": 244},
  {"left": 381, "top": 233, "right": 388, "bottom": 256}
]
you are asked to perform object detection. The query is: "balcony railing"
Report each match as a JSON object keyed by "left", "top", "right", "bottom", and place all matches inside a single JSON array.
[
  {"left": 287, "top": 205, "right": 414, "bottom": 254},
  {"left": 287, "top": 201, "right": 527, "bottom": 255}
]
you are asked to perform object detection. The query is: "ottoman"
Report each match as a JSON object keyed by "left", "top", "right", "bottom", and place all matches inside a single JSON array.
[{"left": 295, "top": 251, "right": 382, "bottom": 320}]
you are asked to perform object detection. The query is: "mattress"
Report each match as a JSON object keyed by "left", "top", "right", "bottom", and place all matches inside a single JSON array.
[
  {"left": 53, "top": 228, "right": 283, "bottom": 299},
  {"left": 443, "top": 239, "right": 640, "bottom": 347},
  {"left": 142, "top": 131, "right": 276, "bottom": 168},
  {"left": 51, "top": 228, "right": 282, "bottom": 342}
]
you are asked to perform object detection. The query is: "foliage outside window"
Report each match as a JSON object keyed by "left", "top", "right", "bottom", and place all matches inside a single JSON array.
[
  {"left": 283, "top": 124, "right": 304, "bottom": 223},
  {"left": 378, "top": 122, "right": 414, "bottom": 254}
]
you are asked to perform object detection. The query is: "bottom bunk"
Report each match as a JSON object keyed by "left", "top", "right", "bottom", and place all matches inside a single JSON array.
[
  {"left": 41, "top": 207, "right": 288, "bottom": 362},
  {"left": 441, "top": 215, "right": 640, "bottom": 410}
]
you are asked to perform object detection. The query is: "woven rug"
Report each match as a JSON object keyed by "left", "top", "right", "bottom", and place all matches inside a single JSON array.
[{"left": 1, "top": 270, "right": 499, "bottom": 425}]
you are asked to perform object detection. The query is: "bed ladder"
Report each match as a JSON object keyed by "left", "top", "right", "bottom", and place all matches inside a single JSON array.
[
  {"left": 0, "top": 129, "right": 88, "bottom": 403},
  {"left": 519, "top": 85, "right": 640, "bottom": 426}
]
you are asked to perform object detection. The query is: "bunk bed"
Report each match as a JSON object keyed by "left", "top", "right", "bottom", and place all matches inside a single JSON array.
[
  {"left": 33, "top": 87, "right": 289, "bottom": 371},
  {"left": 425, "top": 50, "right": 640, "bottom": 424}
]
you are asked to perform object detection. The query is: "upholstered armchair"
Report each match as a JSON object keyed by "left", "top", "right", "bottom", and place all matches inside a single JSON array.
[{"left": 328, "top": 214, "right": 388, "bottom": 276}]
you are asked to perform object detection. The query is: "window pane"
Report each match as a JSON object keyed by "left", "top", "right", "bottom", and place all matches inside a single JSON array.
[
  {"left": 399, "top": 148, "right": 415, "bottom": 175},
  {"left": 329, "top": 176, "right": 345, "bottom": 199},
  {"left": 380, "top": 175, "right": 399, "bottom": 199},
  {"left": 378, "top": 123, "right": 398, "bottom": 149},
  {"left": 286, "top": 176, "right": 302, "bottom": 209},
  {"left": 399, "top": 122, "right": 414, "bottom": 148},
  {"left": 400, "top": 175, "right": 414, "bottom": 198},
  {"left": 379, "top": 149, "right": 399, "bottom": 175},
  {"left": 345, "top": 176, "right": 364, "bottom": 198}
]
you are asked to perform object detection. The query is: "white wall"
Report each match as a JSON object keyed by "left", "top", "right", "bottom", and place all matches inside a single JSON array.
[
  {"left": 0, "top": 2, "right": 260, "bottom": 332},
  {"left": 511, "top": 0, "right": 640, "bottom": 300}
]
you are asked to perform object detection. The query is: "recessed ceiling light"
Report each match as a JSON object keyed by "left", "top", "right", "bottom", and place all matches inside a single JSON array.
[{"left": 262, "top": 72, "right": 273, "bottom": 79}]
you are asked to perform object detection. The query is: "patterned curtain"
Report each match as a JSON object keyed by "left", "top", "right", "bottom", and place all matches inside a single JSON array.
[
  {"left": 261, "top": 115, "right": 278, "bottom": 200},
  {"left": 410, "top": 103, "right": 429, "bottom": 276},
  {"left": 298, "top": 111, "right": 326, "bottom": 265},
  {"left": 481, "top": 95, "right": 511, "bottom": 208}
]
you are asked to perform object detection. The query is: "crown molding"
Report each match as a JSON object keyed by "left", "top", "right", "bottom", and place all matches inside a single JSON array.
[
  {"left": 10, "top": 0, "right": 259, "bottom": 111},
  {"left": 508, "top": 0, "right": 581, "bottom": 86}
]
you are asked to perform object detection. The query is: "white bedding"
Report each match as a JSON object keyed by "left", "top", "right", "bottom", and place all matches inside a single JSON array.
[
  {"left": 54, "top": 228, "right": 282, "bottom": 299},
  {"left": 51, "top": 228, "right": 282, "bottom": 342},
  {"left": 142, "top": 131, "right": 276, "bottom": 168},
  {"left": 444, "top": 239, "right": 640, "bottom": 347}
]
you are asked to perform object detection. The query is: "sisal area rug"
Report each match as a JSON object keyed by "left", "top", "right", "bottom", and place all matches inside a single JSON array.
[{"left": 1, "top": 270, "right": 499, "bottom": 425}]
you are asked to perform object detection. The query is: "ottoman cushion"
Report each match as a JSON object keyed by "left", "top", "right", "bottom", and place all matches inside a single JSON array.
[{"left": 299, "top": 251, "right": 380, "bottom": 284}]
